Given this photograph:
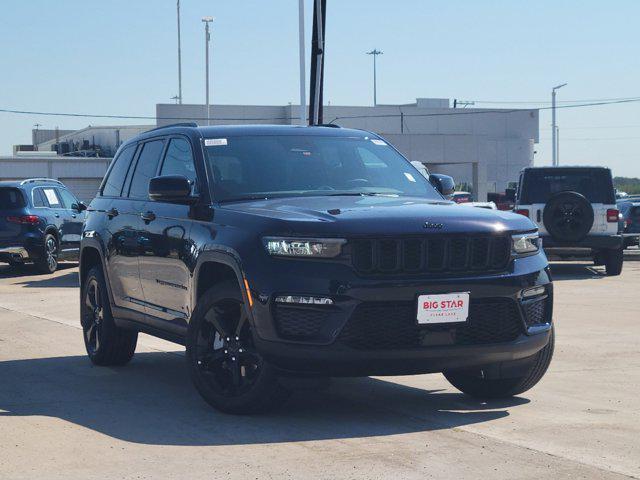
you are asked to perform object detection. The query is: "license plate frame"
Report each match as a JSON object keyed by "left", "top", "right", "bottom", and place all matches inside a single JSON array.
[{"left": 416, "top": 292, "right": 470, "bottom": 325}]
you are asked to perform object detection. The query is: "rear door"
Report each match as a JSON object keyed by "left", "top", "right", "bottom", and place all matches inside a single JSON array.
[{"left": 40, "top": 186, "right": 70, "bottom": 245}]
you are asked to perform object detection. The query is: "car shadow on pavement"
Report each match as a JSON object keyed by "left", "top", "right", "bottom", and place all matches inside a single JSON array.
[
  {"left": 0, "top": 263, "right": 77, "bottom": 279},
  {"left": 14, "top": 271, "right": 79, "bottom": 288},
  {"left": 549, "top": 262, "right": 607, "bottom": 281},
  {"left": 0, "top": 352, "right": 528, "bottom": 446}
]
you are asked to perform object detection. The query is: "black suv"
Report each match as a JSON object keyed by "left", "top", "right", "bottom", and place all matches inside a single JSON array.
[
  {"left": 80, "top": 124, "right": 554, "bottom": 413},
  {"left": 1, "top": 178, "right": 86, "bottom": 273}
]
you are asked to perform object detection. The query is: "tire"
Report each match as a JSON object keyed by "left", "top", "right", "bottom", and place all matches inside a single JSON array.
[
  {"left": 604, "top": 248, "right": 623, "bottom": 276},
  {"left": 35, "top": 233, "right": 59, "bottom": 274},
  {"left": 543, "top": 191, "right": 594, "bottom": 242},
  {"left": 186, "top": 281, "right": 290, "bottom": 414},
  {"left": 444, "top": 328, "right": 554, "bottom": 399},
  {"left": 81, "top": 266, "right": 138, "bottom": 366}
]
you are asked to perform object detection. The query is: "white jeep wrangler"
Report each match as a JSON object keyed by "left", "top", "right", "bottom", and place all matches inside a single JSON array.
[{"left": 514, "top": 166, "right": 623, "bottom": 275}]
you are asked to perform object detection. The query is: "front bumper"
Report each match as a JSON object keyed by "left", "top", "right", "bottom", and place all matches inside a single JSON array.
[{"left": 245, "top": 252, "right": 553, "bottom": 376}]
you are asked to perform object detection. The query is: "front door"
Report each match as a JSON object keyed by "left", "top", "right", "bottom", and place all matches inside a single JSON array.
[{"left": 138, "top": 137, "right": 197, "bottom": 325}]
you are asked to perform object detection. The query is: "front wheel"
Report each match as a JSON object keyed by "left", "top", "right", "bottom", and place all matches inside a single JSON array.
[
  {"left": 186, "top": 281, "right": 289, "bottom": 414},
  {"left": 444, "top": 328, "right": 554, "bottom": 399}
]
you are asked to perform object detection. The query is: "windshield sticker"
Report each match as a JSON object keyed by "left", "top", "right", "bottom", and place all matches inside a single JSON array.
[
  {"left": 371, "top": 139, "right": 387, "bottom": 146},
  {"left": 205, "top": 138, "right": 228, "bottom": 147},
  {"left": 404, "top": 172, "right": 416, "bottom": 183}
]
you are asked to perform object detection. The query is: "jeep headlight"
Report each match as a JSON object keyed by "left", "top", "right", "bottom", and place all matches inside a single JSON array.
[
  {"left": 512, "top": 232, "right": 540, "bottom": 256},
  {"left": 264, "top": 237, "right": 346, "bottom": 258}
]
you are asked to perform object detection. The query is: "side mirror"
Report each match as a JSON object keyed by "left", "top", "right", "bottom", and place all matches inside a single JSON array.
[
  {"left": 74, "top": 201, "right": 87, "bottom": 212},
  {"left": 429, "top": 174, "right": 455, "bottom": 199},
  {"left": 149, "top": 175, "right": 194, "bottom": 203}
]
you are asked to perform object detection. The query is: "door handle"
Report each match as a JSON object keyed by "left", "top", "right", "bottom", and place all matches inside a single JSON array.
[
  {"left": 71, "top": 214, "right": 77, "bottom": 218},
  {"left": 54, "top": 213, "right": 60, "bottom": 218},
  {"left": 107, "top": 208, "right": 119, "bottom": 219},
  {"left": 141, "top": 211, "right": 156, "bottom": 223}
]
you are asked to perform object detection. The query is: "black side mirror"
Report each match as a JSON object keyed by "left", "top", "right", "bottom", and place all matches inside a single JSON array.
[
  {"left": 429, "top": 174, "right": 456, "bottom": 199},
  {"left": 74, "top": 201, "right": 87, "bottom": 212},
  {"left": 149, "top": 175, "right": 194, "bottom": 203}
]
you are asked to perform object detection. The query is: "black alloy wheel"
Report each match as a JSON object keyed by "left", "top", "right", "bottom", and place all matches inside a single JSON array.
[
  {"left": 36, "top": 233, "right": 59, "bottom": 273},
  {"left": 187, "top": 281, "right": 289, "bottom": 414},
  {"left": 83, "top": 277, "right": 104, "bottom": 355}
]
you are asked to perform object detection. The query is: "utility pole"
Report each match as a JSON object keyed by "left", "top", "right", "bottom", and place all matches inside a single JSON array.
[
  {"left": 551, "top": 83, "right": 567, "bottom": 166},
  {"left": 298, "top": 0, "right": 306, "bottom": 125},
  {"left": 33, "top": 123, "right": 41, "bottom": 150},
  {"left": 177, "top": 0, "right": 183, "bottom": 104},
  {"left": 308, "top": 0, "right": 326, "bottom": 125},
  {"left": 366, "top": 49, "right": 383, "bottom": 106},
  {"left": 171, "top": 95, "right": 180, "bottom": 104},
  {"left": 202, "top": 16, "right": 214, "bottom": 125}
]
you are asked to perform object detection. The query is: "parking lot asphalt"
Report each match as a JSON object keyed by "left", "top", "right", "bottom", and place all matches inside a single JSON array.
[{"left": 1, "top": 251, "right": 639, "bottom": 480}]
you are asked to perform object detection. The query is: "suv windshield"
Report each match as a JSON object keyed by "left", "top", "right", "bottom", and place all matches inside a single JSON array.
[
  {"left": 519, "top": 168, "right": 615, "bottom": 204},
  {"left": 204, "top": 135, "right": 441, "bottom": 201},
  {"left": 0, "top": 188, "right": 26, "bottom": 209}
]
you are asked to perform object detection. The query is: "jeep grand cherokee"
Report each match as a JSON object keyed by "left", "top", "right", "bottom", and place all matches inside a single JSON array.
[{"left": 79, "top": 124, "right": 554, "bottom": 414}]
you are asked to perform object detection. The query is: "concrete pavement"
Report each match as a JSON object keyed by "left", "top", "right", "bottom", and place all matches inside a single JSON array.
[{"left": 1, "top": 253, "right": 639, "bottom": 479}]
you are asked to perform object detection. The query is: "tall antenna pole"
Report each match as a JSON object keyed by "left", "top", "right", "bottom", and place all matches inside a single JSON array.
[
  {"left": 202, "top": 17, "right": 214, "bottom": 125},
  {"left": 298, "top": 0, "right": 307, "bottom": 125},
  {"left": 177, "top": 0, "right": 183, "bottom": 104},
  {"left": 366, "top": 49, "right": 383, "bottom": 106},
  {"left": 551, "top": 83, "right": 567, "bottom": 166}
]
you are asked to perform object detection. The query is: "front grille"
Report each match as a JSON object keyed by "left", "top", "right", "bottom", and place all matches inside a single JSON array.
[
  {"left": 273, "top": 305, "right": 329, "bottom": 339},
  {"left": 522, "top": 297, "right": 548, "bottom": 327},
  {"left": 338, "top": 299, "right": 523, "bottom": 350},
  {"left": 350, "top": 235, "right": 511, "bottom": 275}
]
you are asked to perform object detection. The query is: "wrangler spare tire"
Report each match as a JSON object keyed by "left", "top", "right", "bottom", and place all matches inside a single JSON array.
[{"left": 543, "top": 191, "right": 594, "bottom": 242}]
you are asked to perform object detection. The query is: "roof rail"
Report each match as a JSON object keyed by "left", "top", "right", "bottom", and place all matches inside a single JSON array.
[
  {"left": 20, "top": 178, "right": 63, "bottom": 186},
  {"left": 145, "top": 122, "right": 198, "bottom": 133}
]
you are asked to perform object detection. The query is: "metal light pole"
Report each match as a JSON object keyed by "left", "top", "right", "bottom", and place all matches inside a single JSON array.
[
  {"left": 298, "top": 0, "right": 307, "bottom": 125},
  {"left": 33, "top": 123, "right": 41, "bottom": 151},
  {"left": 366, "top": 49, "right": 383, "bottom": 106},
  {"left": 551, "top": 83, "right": 567, "bottom": 166},
  {"left": 176, "top": 0, "right": 182, "bottom": 104},
  {"left": 202, "top": 16, "right": 214, "bottom": 125}
]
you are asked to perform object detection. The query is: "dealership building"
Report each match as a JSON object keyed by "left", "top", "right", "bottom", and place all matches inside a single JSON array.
[{"left": 1, "top": 99, "right": 538, "bottom": 202}]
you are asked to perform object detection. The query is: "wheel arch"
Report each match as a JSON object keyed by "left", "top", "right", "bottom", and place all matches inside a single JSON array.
[{"left": 191, "top": 251, "right": 252, "bottom": 321}]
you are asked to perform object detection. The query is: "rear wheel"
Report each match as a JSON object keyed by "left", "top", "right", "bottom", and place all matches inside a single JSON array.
[
  {"left": 444, "top": 328, "right": 554, "bottom": 398},
  {"left": 35, "top": 233, "right": 58, "bottom": 274},
  {"left": 186, "top": 281, "right": 289, "bottom": 414},
  {"left": 81, "top": 266, "right": 137, "bottom": 366},
  {"left": 604, "top": 248, "right": 623, "bottom": 276}
]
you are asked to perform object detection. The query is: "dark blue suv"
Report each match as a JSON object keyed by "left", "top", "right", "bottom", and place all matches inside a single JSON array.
[
  {"left": 0, "top": 178, "right": 86, "bottom": 273},
  {"left": 80, "top": 124, "right": 554, "bottom": 413}
]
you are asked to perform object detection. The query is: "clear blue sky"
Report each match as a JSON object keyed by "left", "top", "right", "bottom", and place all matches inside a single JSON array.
[{"left": 1, "top": 0, "right": 639, "bottom": 176}]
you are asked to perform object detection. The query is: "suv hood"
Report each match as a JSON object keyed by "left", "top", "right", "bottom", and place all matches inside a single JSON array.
[{"left": 221, "top": 195, "right": 535, "bottom": 236}]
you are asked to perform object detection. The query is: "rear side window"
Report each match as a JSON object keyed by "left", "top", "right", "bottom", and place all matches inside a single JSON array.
[
  {"left": 32, "top": 188, "right": 47, "bottom": 207},
  {"left": 0, "top": 188, "right": 25, "bottom": 209},
  {"left": 102, "top": 144, "right": 136, "bottom": 197},
  {"left": 128, "top": 140, "right": 165, "bottom": 198},
  {"left": 519, "top": 169, "right": 615, "bottom": 204},
  {"left": 42, "top": 188, "right": 62, "bottom": 207}
]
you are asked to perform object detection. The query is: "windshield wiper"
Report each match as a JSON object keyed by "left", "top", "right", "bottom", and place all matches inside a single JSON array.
[
  {"left": 218, "top": 195, "right": 272, "bottom": 203},
  {"left": 326, "top": 192, "right": 398, "bottom": 197}
]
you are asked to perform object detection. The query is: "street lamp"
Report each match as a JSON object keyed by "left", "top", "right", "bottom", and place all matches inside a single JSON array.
[
  {"left": 366, "top": 49, "right": 383, "bottom": 106},
  {"left": 551, "top": 83, "right": 567, "bottom": 166},
  {"left": 202, "top": 16, "right": 214, "bottom": 125},
  {"left": 33, "top": 123, "right": 42, "bottom": 151}
]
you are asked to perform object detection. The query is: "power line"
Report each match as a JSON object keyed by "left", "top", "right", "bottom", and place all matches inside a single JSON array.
[{"left": 1, "top": 97, "right": 639, "bottom": 124}]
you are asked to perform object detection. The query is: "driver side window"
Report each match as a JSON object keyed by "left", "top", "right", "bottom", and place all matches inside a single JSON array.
[{"left": 160, "top": 138, "right": 198, "bottom": 192}]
